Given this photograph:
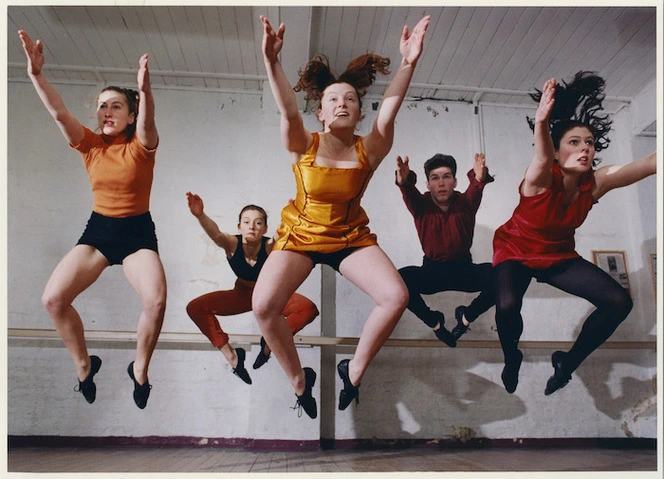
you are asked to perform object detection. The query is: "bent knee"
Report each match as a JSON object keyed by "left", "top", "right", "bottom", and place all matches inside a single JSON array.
[
  {"left": 41, "top": 290, "right": 69, "bottom": 316},
  {"left": 378, "top": 283, "right": 409, "bottom": 313}
]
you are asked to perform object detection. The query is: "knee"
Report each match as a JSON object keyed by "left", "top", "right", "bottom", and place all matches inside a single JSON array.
[
  {"left": 607, "top": 290, "right": 633, "bottom": 322},
  {"left": 41, "top": 289, "right": 67, "bottom": 317},
  {"left": 252, "top": 291, "right": 278, "bottom": 324},
  {"left": 186, "top": 297, "right": 205, "bottom": 319},
  {"left": 381, "top": 281, "right": 409, "bottom": 314},
  {"left": 143, "top": 291, "right": 167, "bottom": 320}
]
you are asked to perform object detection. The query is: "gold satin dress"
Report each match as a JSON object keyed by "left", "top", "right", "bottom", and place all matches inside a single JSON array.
[{"left": 273, "top": 132, "right": 378, "bottom": 253}]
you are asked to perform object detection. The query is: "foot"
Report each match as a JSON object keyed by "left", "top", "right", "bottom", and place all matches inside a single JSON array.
[
  {"left": 451, "top": 306, "right": 470, "bottom": 341},
  {"left": 252, "top": 337, "right": 271, "bottom": 370},
  {"left": 337, "top": 359, "right": 360, "bottom": 410},
  {"left": 127, "top": 361, "right": 152, "bottom": 409},
  {"left": 293, "top": 367, "right": 317, "bottom": 419},
  {"left": 74, "top": 355, "right": 102, "bottom": 404},
  {"left": 232, "top": 348, "right": 252, "bottom": 384},
  {"left": 544, "top": 351, "right": 572, "bottom": 396},
  {"left": 501, "top": 350, "right": 523, "bottom": 394},
  {"left": 433, "top": 313, "right": 456, "bottom": 347}
]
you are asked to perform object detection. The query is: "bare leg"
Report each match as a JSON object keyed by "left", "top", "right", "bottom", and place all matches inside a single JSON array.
[
  {"left": 122, "top": 249, "right": 167, "bottom": 384},
  {"left": 338, "top": 246, "right": 409, "bottom": 386},
  {"left": 41, "top": 245, "right": 109, "bottom": 381},
  {"left": 251, "top": 250, "right": 313, "bottom": 395}
]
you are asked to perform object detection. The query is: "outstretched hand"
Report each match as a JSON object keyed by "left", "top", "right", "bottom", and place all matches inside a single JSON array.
[
  {"left": 400, "top": 15, "right": 430, "bottom": 67},
  {"left": 395, "top": 155, "right": 411, "bottom": 185},
  {"left": 18, "top": 30, "right": 44, "bottom": 76},
  {"left": 186, "top": 191, "right": 204, "bottom": 217},
  {"left": 137, "top": 53, "right": 151, "bottom": 92},
  {"left": 260, "top": 15, "right": 285, "bottom": 64},
  {"left": 473, "top": 153, "right": 487, "bottom": 181},
  {"left": 535, "top": 78, "right": 556, "bottom": 124}
]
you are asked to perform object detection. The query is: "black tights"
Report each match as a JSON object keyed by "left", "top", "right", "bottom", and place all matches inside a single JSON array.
[{"left": 494, "top": 258, "right": 633, "bottom": 373}]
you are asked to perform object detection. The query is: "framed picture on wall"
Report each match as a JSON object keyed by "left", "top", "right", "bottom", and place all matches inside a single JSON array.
[
  {"left": 650, "top": 253, "right": 656, "bottom": 299},
  {"left": 592, "top": 250, "right": 631, "bottom": 296}
]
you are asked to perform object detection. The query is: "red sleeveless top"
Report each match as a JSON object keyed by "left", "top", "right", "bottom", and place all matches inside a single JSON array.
[{"left": 492, "top": 163, "right": 596, "bottom": 269}]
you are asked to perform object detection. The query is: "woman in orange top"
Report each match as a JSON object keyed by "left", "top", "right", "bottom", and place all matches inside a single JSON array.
[
  {"left": 253, "top": 14, "right": 430, "bottom": 418},
  {"left": 19, "top": 30, "right": 166, "bottom": 409}
]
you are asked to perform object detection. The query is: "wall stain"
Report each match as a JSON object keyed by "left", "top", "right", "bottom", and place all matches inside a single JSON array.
[{"left": 451, "top": 426, "right": 476, "bottom": 443}]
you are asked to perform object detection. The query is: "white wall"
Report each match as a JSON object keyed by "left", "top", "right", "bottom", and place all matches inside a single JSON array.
[{"left": 7, "top": 79, "right": 657, "bottom": 442}]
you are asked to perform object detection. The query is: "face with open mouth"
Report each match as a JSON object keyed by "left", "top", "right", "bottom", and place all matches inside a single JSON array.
[
  {"left": 96, "top": 90, "right": 134, "bottom": 137},
  {"left": 555, "top": 125, "right": 596, "bottom": 173},
  {"left": 318, "top": 82, "right": 360, "bottom": 130}
]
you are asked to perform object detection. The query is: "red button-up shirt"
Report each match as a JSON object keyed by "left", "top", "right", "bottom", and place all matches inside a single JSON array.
[{"left": 398, "top": 169, "right": 493, "bottom": 262}]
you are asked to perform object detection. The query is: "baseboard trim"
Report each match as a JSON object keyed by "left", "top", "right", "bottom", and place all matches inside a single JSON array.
[{"left": 8, "top": 435, "right": 656, "bottom": 452}]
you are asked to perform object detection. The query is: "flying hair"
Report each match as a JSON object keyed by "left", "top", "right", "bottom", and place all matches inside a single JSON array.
[
  {"left": 294, "top": 53, "right": 391, "bottom": 107},
  {"left": 526, "top": 71, "right": 612, "bottom": 152}
]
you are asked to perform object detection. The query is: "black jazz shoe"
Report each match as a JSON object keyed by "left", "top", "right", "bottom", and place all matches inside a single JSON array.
[
  {"left": 127, "top": 361, "right": 152, "bottom": 409},
  {"left": 501, "top": 350, "right": 523, "bottom": 394},
  {"left": 451, "top": 306, "right": 470, "bottom": 341},
  {"left": 545, "top": 351, "right": 572, "bottom": 396},
  {"left": 232, "top": 348, "right": 252, "bottom": 385},
  {"left": 433, "top": 312, "right": 457, "bottom": 348},
  {"left": 293, "top": 367, "right": 317, "bottom": 419},
  {"left": 74, "top": 355, "right": 102, "bottom": 404},
  {"left": 252, "top": 337, "right": 271, "bottom": 370},
  {"left": 337, "top": 359, "right": 360, "bottom": 410}
]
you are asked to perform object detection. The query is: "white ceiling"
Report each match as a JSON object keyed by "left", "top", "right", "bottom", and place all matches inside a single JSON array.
[{"left": 7, "top": 5, "right": 658, "bottom": 122}]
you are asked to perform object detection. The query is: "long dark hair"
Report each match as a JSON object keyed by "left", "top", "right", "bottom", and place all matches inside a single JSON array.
[
  {"left": 294, "top": 53, "right": 391, "bottom": 112},
  {"left": 98, "top": 86, "right": 140, "bottom": 140},
  {"left": 527, "top": 71, "right": 612, "bottom": 162}
]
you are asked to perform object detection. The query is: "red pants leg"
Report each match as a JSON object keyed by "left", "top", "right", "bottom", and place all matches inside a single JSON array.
[{"left": 186, "top": 280, "right": 253, "bottom": 348}]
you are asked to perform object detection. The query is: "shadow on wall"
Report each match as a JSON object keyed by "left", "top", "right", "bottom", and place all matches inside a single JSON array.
[{"left": 332, "top": 224, "right": 657, "bottom": 440}]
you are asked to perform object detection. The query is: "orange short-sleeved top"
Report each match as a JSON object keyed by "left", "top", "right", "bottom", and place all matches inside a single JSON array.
[
  {"left": 492, "top": 163, "right": 596, "bottom": 269},
  {"left": 273, "top": 132, "right": 378, "bottom": 253},
  {"left": 71, "top": 127, "right": 156, "bottom": 218}
]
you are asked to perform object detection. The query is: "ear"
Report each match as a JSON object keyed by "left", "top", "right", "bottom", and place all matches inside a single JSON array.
[
  {"left": 127, "top": 112, "right": 135, "bottom": 125},
  {"left": 453, "top": 178, "right": 458, "bottom": 189}
]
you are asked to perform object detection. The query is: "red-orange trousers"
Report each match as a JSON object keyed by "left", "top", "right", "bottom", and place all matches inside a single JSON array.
[{"left": 186, "top": 279, "right": 319, "bottom": 348}]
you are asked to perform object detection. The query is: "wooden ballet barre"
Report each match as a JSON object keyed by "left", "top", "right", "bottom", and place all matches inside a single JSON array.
[{"left": 7, "top": 328, "right": 656, "bottom": 350}]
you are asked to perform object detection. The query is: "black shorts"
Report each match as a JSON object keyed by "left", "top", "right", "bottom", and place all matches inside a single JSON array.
[
  {"left": 77, "top": 211, "right": 159, "bottom": 266},
  {"left": 303, "top": 247, "right": 360, "bottom": 272}
]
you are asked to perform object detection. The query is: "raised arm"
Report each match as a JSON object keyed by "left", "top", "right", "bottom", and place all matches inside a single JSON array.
[
  {"left": 186, "top": 192, "right": 236, "bottom": 255},
  {"left": 364, "top": 15, "right": 430, "bottom": 167},
  {"left": 522, "top": 78, "right": 557, "bottom": 196},
  {"left": 18, "top": 30, "right": 84, "bottom": 145},
  {"left": 135, "top": 53, "right": 158, "bottom": 149},
  {"left": 260, "top": 15, "right": 311, "bottom": 155},
  {"left": 592, "top": 152, "right": 657, "bottom": 201}
]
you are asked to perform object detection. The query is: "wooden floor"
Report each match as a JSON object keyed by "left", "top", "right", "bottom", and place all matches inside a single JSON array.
[{"left": 7, "top": 445, "right": 658, "bottom": 473}]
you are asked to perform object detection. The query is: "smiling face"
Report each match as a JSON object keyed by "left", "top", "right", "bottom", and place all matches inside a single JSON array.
[
  {"left": 237, "top": 208, "right": 268, "bottom": 243},
  {"left": 96, "top": 90, "right": 135, "bottom": 137},
  {"left": 317, "top": 82, "right": 361, "bottom": 131},
  {"left": 555, "top": 125, "right": 596, "bottom": 173},
  {"left": 426, "top": 166, "right": 457, "bottom": 207}
]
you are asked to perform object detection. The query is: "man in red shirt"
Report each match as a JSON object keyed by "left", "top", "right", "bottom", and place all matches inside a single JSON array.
[{"left": 396, "top": 153, "right": 494, "bottom": 347}]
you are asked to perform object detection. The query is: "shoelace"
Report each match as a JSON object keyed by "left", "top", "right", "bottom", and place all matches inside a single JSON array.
[{"left": 291, "top": 398, "right": 304, "bottom": 418}]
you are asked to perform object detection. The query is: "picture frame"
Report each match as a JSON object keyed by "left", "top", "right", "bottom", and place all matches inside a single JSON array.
[
  {"left": 650, "top": 253, "right": 656, "bottom": 299},
  {"left": 591, "top": 250, "right": 631, "bottom": 296}
]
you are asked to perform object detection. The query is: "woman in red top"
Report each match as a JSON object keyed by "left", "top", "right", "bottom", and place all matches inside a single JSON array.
[
  {"left": 492, "top": 72, "right": 656, "bottom": 396},
  {"left": 19, "top": 30, "right": 166, "bottom": 409}
]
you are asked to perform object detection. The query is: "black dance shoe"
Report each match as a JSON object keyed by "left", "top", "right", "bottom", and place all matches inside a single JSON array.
[
  {"left": 252, "top": 337, "right": 271, "bottom": 370},
  {"left": 501, "top": 350, "right": 523, "bottom": 394},
  {"left": 74, "top": 355, "right": 102, "bottom": 404},
  {"left": 232, "top": 347, "right": 252, "bottom": 385},
  {"left": 451, "top": 306, "right": 470, "bottom": 341},
  {"left": 544, "top": 351, "right": 572, "bottom": 396},
  {"left": 127, "top": 361, "right": 152, "bottom": 409},
  {"left": 293, "top": 367, "right": 317, "bottom": 419},
  {"left": 337, "top": 359, "right": 360, "bottom": 410},
  {"left": 433, "top": 313, "right": 457, "bottom": 348}
]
